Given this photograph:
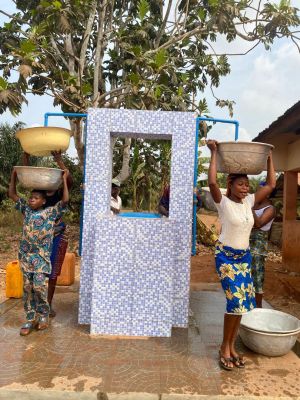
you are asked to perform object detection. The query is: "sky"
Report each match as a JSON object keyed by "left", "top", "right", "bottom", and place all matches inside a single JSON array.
[{"left": 0, "top": 1, "right": 300, "bottom": 159}]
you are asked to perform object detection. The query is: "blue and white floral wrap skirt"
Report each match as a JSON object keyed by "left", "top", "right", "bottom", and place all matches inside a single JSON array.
[{"left": 215, "top": 242, "right": 256, "bottom": 314}]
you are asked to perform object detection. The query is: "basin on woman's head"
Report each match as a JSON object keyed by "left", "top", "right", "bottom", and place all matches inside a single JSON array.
[
  {"left": 14, "top": 166, "right": 63, "bottom": 191},
  {"left": 16, "top": 126, "right": 72, "bottom": 156},
  {"left": 216, "top": 141, "right": 274, "bottom": 175},
  {"left": 241, "top": 308, "right": 300, "bottom": 334}
]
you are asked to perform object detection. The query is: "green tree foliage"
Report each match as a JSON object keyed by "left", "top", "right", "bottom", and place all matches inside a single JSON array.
[
  {"left": 0, "top": 0, "right": 299, "bottom": 166},
  {"left": 0, "top": 122, "right": 24, "bottom": 200}
]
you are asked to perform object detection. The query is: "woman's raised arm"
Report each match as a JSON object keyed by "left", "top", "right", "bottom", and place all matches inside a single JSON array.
[{"left": 207, "top": 140, "right": 222, "bottom": 204}]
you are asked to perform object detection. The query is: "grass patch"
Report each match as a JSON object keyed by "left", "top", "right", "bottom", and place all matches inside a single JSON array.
[{"left": 0, "top": 209, "right": 23, "bottom": 231}]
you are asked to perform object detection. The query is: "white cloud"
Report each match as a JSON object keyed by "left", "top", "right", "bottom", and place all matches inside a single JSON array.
[
  {"left": 205, "top": 40, "right": 300, "bottom": 140},
  {"left": 238, "top": 43, "right": 300, "bottom": 136}
]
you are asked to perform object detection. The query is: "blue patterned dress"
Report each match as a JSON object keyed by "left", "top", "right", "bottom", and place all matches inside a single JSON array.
[
  {"left": 15, "top": 198, "right": 67, "bottom": 321},
  {"left": 214, "top": 194, "right": 256, "bottom": 314},
  {"left": 215, "top": 242, "right": 256, "bottom": 313}
]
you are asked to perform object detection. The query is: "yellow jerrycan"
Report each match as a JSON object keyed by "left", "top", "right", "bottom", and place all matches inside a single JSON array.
[{"left": 6, "top": 260, "right": 23, "bottom": 298}]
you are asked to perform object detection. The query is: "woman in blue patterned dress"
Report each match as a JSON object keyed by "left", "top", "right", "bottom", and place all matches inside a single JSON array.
[
  {"left": 8, "top": 168, "right": 69, "bottom": 336},
  {"left": 22, "top": 151, "right": 73, "bottom": 318},
  {"left": 207, "top": 140, "right": 276, "bottom": 370}
]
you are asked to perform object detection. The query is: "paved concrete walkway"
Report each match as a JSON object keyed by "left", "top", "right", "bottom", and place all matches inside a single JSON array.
[{"left": 0, "top": 281, "right": 299, "bottom": 399}]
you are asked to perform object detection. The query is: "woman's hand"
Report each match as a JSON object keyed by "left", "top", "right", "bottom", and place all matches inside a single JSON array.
[
  {"left": 62, "top": 169, "right": 69, "bottom": 181},
  {"left": 22, "top": 152, "right": 30, "bottom": 166},
  {"left": 52, "top": 150, "right": 67, "bottom": 170},
  {"left": 52, "top": 150, "right": 62, "bottom": 162},
  {"left": 12, "top": 167, "right": 18, "bottom": 177},
  {"left": 207, "top": 140, "right": 222, "bottom": 203},
  {"left": 268, "top": 149, "right": 273, "bottom": 160},
  {"left": 206, "top": 139, "right": 218, "bottom": 152},
  {"left": 61, "top": 169, "right": 70, "bottom": 204},
  {"left": 254, "top": 147, "right": 276, "bottom": 204}
]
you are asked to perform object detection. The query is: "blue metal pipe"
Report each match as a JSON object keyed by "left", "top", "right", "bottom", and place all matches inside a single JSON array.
[
  {"left": 195, "top": 117, "right": 239, "bottom": 141},
  {"left": 79, "top": 119, "right": 88, "bottom": 256},
  {"left": 43, "top": 111, "right": 88, "bottom": 256},
  {"left": 44, "top": 112, "right": 87, "bottom": 127},
  {"left": 191, "top": 116, "right": 240, "bottom": 256}
]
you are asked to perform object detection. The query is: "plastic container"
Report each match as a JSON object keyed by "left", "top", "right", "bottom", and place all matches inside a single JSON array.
[
  {"left": 6, "top": 260, "right": 23, "bottom": 298},
  {"left": 16, "top": 126, "right": 71, "bottom": 156},
  {"left": 57, "top": 253, "right": 75, "bottom": 286}
]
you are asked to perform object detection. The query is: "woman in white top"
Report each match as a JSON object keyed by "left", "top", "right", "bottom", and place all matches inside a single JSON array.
[
  {"left": 250, "top": 189, "right": 276, "bottom": 307},
  {"left": 207, "top": 140, "right": 276, "bottom": 371}
]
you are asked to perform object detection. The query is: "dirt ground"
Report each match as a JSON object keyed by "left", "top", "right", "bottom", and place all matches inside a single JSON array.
[{"left": 1, "top": 215, "right": 300, "bottom": 323}]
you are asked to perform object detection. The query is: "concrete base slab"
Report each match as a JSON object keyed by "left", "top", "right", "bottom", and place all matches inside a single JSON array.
[
  {"left": 0, "top": 284, "right": 299, "bottom": 399},
  {"left": 0, "top": 392, "right": 299, "bottom": 400}
]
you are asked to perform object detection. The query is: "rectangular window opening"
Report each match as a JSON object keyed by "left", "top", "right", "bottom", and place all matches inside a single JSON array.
[{"left": 111, "top": 136, "right": 172, "bottom": 218}]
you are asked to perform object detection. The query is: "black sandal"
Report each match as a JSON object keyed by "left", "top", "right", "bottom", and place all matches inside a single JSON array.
[
  {"left": 232, "top": 355, "right": 245, "bottom": 368},
  {"left": 219, "top": 351, "right": 233, "bottom": 371}
]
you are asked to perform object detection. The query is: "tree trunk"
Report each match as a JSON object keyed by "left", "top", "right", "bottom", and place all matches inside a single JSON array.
[
  {"left": 133, "top": 183, "right": 137, "bottom": 211},
  {"left": 115, "top": 137, "right": 131, "bottom": 183},
  {"left": 70, "top": 119, "right": 84, "bottom": 168}
]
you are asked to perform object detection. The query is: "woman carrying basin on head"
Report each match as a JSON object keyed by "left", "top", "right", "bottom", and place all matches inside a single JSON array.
[
  {"left": 207, "top": 139, "right": 276, "bottom": 371},
  {"left": 23, "top": 151, "right": 73, "bottom": 318}
]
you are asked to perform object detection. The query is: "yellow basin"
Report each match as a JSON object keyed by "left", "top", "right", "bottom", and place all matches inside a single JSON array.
[{"left": 16, "top": 126, "right": 72, "bottom": 156}]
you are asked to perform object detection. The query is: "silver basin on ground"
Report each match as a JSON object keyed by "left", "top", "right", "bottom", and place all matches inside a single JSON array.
[
  {"left": 239, "top": 308, "right": 300, "bottom": 356},
  {"left": 241, "top": 308, "right": 300, "bottom": 334},
  {"left": 239, "top": 325, "right": 299, "bottom": 357}
]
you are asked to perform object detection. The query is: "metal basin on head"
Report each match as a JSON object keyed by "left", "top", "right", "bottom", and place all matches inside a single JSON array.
[
  {"left": 216, "top": 141, "right": 274, "bottom": 175},
  {"left": 16, "top": 126, "right": 71, "bottom": 157},
  {"left": 14, "top": 166, "right": 63, "bottom": 191}
]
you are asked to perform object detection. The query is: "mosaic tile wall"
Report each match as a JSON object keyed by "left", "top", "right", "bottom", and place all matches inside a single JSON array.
[{"left": 79, "top": 109, "right": 196, "bottom": 336}]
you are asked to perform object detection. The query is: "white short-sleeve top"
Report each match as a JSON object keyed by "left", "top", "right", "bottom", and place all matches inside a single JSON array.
[
  {"left": 214, "top": 194, "right": 255, "bottom": 250},
  {"left": 111, "top": 195, "right": 122, "bottom": 215}
]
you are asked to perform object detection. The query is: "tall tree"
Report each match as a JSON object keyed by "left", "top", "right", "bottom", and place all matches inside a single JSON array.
[
  {"left": 0, "top": 0, "right": 299, "bottom": 176},
  {"left": 0, "top": 122, "right": 24, "bottom": 199}
]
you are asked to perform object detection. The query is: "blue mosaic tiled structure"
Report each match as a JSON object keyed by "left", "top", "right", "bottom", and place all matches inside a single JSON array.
[{"left": 79, "top": 109, "right": 196, "bottom": 336}]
